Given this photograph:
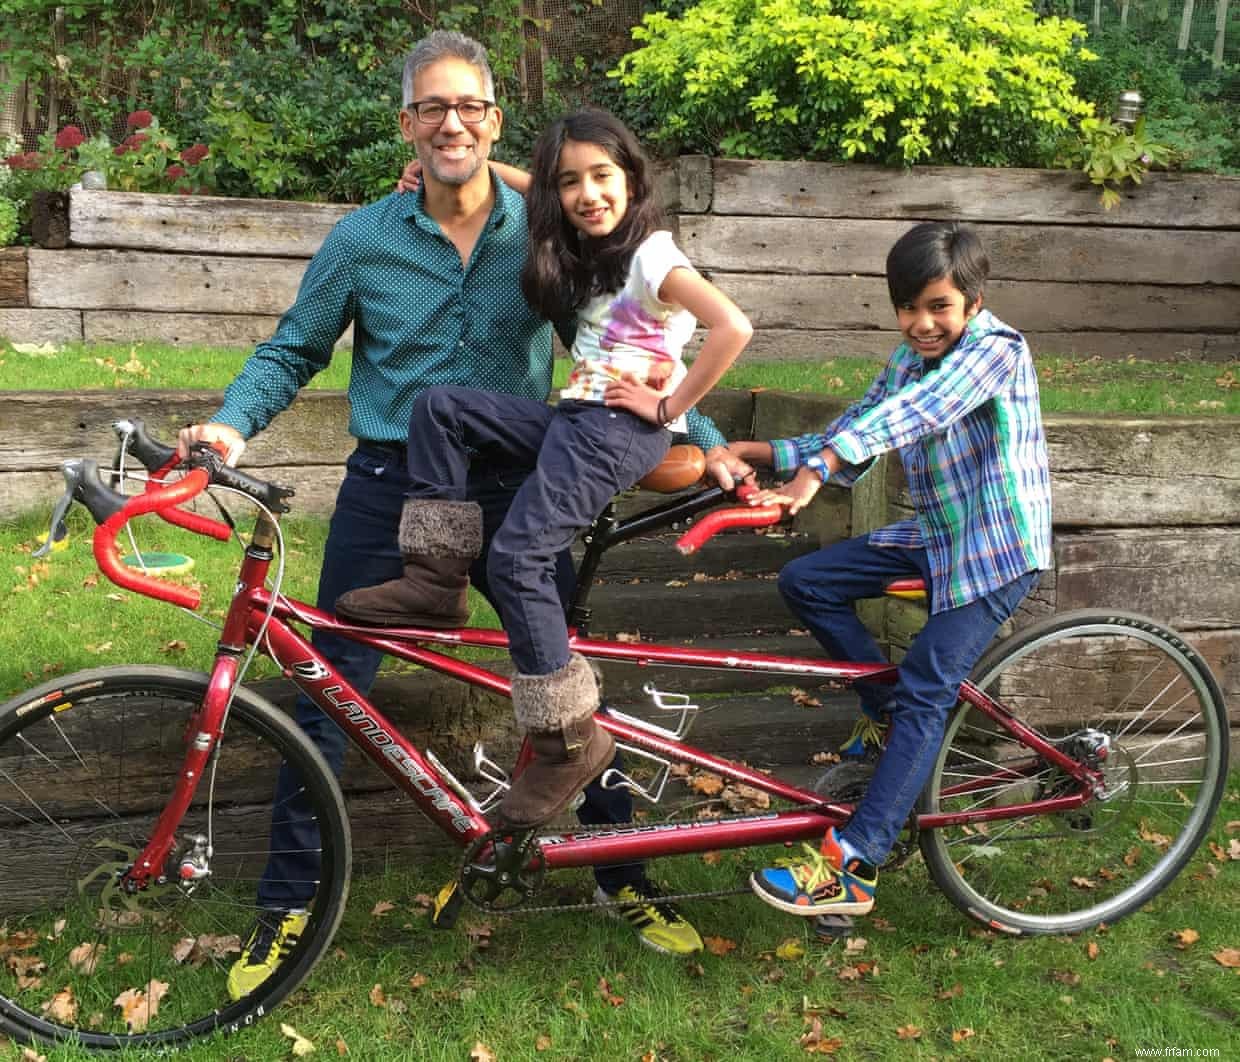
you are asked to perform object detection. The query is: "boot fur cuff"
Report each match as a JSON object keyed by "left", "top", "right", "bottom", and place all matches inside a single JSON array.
[
  {"left": 398, "top": 499, "right": 483, "bottom": 559},
  {"left": 511, "top": 653, "right": 600, "bottom": 733}
]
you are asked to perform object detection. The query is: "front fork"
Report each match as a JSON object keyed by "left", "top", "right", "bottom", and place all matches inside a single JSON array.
[{"left": 120, "top": 655, "right": 240, "bottom": 892}]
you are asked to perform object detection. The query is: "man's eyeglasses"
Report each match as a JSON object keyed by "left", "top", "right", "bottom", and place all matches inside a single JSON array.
[{"left": 407, "top": 99, "right": 495, "bottom": 125}]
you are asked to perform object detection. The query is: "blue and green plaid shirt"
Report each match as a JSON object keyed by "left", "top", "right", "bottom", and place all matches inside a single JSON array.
[
  {"left": 770, "top": 310, "right": 1052, "bottom": 613},
  {"left": 215, "top": 176, "right": 725, "bottom": 450}
]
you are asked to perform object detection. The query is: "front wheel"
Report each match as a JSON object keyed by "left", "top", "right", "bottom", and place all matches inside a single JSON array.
[
  {"left": 0, "top": 665, "right": 351, "bottom": 1049},
  {"left": 919, "top": 610, "right": 1229, "bottom": 935}
]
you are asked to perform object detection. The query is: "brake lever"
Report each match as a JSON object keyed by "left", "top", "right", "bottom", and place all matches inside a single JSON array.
[
  {"left": 32, "top": 483, "right": 75, "bottom": 559},
  {"left": 33, "top": 459, "right": 129, "bottom": 558}
]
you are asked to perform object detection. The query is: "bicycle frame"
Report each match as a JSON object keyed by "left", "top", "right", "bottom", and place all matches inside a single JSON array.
[{"left": 121, "top": 487, "right": 1104, "bottom": 890}]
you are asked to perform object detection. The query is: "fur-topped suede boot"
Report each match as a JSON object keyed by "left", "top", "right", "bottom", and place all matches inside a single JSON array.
[
  {"left": 498, "top": 653, "right": 615, "bottom": 829},
  {"left": 335, "top": 499, "right": 482, "bottom": 627}
]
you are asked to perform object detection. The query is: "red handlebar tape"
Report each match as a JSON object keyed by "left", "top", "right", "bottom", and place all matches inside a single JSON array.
[{"left": 93, "top": 468, "right": 211, "bottom": 609}]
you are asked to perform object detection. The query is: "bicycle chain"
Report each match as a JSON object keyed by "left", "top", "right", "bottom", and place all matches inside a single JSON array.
[{"left": 457, "top": 819, "right": 759, "bottom": 916}]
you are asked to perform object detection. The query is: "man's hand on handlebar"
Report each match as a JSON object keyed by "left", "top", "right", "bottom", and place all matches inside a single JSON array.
[
  {"left": 703, "top": 444, "right": 755, "bottom": 492},
  {"left": 177, "top": 423, "right": 246, "bottom": 467}
]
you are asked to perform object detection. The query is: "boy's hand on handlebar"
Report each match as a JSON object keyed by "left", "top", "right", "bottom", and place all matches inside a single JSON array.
[
  {"left": 177, "top": 423, "right": 246, "bottom": 466},
  {"left": 397, "top": 159, "right": 422, "bottom": 194},
  {"left": 746, "top": 467, "right": 821, "bottom": 515},
  {"left": 704, "top": 445, "right": 755, "bottom": 492}
]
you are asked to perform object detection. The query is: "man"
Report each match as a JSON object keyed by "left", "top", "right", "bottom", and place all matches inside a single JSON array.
[{"left": 179, "top": 31, "right": 750, "bottom": 997}]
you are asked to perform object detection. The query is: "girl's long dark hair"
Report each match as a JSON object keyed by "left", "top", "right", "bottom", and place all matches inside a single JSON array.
[{"left": 521, "top": 108, "right": 665, "bottom": 321}]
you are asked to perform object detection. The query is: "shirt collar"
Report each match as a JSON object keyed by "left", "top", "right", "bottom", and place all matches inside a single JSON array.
[{"left": 400, "top": 167, "right": 511, "bottom": 232}]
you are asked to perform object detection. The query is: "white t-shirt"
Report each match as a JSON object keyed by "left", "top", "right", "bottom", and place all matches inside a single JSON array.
[{"left": 559, "top": 230, "right": 696, "bottom": 431}]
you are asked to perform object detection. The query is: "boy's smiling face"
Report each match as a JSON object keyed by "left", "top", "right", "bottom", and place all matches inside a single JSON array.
[{"left": 895, "top": 275, "right": 981, "bottom": 361}]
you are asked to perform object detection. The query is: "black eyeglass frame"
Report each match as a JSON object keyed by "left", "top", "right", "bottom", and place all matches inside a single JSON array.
[{"left": 406, "top": 99, "right": 496, "bottom": 125}]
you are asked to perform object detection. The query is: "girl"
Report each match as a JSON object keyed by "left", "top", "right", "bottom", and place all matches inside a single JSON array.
[{"left": 337, "top": 108, "right": 752, "bottom": 829}]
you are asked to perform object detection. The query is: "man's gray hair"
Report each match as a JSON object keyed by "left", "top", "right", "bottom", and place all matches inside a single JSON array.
[{"left": 402, "top": 31, "right": 495, "bottom": 107}]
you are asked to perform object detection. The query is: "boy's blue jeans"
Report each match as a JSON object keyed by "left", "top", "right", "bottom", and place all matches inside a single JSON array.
[{"left": 778, "top": 533, "right": 1039, "bottom": 866}]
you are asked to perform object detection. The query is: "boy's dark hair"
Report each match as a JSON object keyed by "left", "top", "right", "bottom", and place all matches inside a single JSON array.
[
  {"left": 885, "top": 222, "right": 989, "bottom": 308},
  {"left": 521, "top": 107, "right": 664, "bottom": 321}
]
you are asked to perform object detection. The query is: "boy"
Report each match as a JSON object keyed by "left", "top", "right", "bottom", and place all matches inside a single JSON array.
[{"left": 727, "top": 221, "right": 1052, "bottom": 916}]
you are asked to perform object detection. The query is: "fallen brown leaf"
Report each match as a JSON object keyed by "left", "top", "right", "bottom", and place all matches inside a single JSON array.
[
  {"left": 1086, "top": 941, "right": 1100, "bottom": 960},
  {"left": 1051, "top": 970, "right": 1081, "bottom": 986},
  {"left": 1172, "top": 928, "right": 1200, "bottom": 949},
  {"left": 952, "top": 1027, "right": 976, "bottom": 1042},
  {"left": 113, "top": 980, "right": 169, "bottom": 1033},
  {"left": 704, "top": 935, "right": 737, "bottom": 957},
  {"left": 896, "top": 1024, "right": 922, "bottom": 1040},
  {"left": 535, "top": 1034, "right": 552, "bottom": 1052},
  {"left": 371, "top": 900, "right": 396, "bottom": 917},
  {"left": 800, "top": 1016, "right": 845, "bottom": 1054},
  {"left": 843, "top": 937, "right": 867, "bottom": 955},
  {"left": 1212, "top": 948, "right": 1240, "bottom": 968},
  {"left": 470, "top": 1042, "right": 497, "bottom": 1062},
  {"left": 597, "top": 976, "right": 625, "bottom": 1006},
  {"left": 41, "top": 986, "right": 78, "bottom": 1024},
  {"left": 775, "top": 938, "right": 805, "bottom": 961},
  {"left": 368, "top": 983, "right": 386, "bottom": 1007},
  {"left": 67, "top": 942, "right": 106, "bottom": 975},
  {"left": 688, "top": 772, "right": 725, "bottom": 797},
  {"left": 336, "top": 1038, "right": 348, "bottom": 1055},
  {"left": 791, "top": 688, "right": 823, "bottom": 709},
  {"left": 280, "top": 1022, "right": 316, "bottom": 1056},
  {"left": 409, "top": 973, "right": 429, "bottom": 989},
  {"left": 937, "top": 982, "right": 964, "bottom": 999}
]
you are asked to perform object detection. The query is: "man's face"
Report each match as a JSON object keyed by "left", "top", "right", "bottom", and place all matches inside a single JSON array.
[{"left": 400, "top": 57, "right": 502, "bottom": 189}]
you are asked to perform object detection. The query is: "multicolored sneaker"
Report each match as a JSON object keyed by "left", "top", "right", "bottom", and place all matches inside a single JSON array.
[
  {"left": 838, "top": 713, "right": 889, "bottom": 761},
  {"left": 226, "top": 908, "right": 308, "bottom": 1001},
  {"left": 595, "top": 881, "right": 704, "bottom": 955},
  {"left": 750, "top": 828, "right": 877, "bottom": 916}
]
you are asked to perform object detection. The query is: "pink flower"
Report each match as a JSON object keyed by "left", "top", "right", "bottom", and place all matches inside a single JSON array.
[
  {"left": 54, "top": 125, "right": 85, "bottom": 150},
  {"left": 165, "top": 164, "right": 187, "bottom": 179},
  {"left": 179, "top": 143, "right": 209, "bottom": 166},
  {"left": 5, "top": 152, "right": 42, "bottom": 170},
  {"left": 119, "top": 132, "right": 149, "bottom": 152},
  {"left": 113, "top": 143, "right": 130, "bottom": 157},
  {"left": 126, "top": 110, "right": 154, "bottom": 129}
]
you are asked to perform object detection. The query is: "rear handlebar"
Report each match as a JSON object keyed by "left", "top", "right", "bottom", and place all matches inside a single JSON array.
[{"left": 674, "top": 484, "right": 784, "bottom": 554}]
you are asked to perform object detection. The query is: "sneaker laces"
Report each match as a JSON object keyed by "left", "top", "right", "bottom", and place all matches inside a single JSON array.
[
  {"left": 242, "top": 909, "right": 286, "bottom": 965},
  {"left": 840, "top": 714, "right": 887, "bottom": 753},
  {"left": 618, "top": 882, "right": 682, "bottom": 926},
  {"left": 773, "top": 843, "right": 840, "bottom": 891}
]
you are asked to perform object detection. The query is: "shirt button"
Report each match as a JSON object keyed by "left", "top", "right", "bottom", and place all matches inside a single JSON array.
[{"left": 458, "top": 340, "right": 465, "bottom": 348}]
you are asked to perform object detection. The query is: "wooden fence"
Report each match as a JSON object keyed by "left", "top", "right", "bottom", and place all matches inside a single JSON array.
[{"left": 1, "top": 160, "right": 1238, "bottom": 358}]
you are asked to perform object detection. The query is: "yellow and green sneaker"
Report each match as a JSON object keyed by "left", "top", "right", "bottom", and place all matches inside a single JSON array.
[
  {"left": 226, "top": 908, "right": 308, "bottom": 1001},
  {"left": 595, "top": 881, "right": 703, "bottom": 956}
]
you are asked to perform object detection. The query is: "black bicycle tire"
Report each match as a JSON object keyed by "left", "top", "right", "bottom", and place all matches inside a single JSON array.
[
  {"left": 919, "top": 609, "right": 1229, "bottom": 935},
  {"left": 0, "top": 665, "right": 352, "bottom": 1049}
]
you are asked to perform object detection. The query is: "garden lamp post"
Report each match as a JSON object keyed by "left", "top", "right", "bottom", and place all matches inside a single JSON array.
[{"left": 1113, "top": 90, "right": 1143, "bottom": 130}]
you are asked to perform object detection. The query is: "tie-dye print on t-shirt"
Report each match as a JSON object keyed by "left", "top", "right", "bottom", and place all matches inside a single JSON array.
[{"left": 561, "top": 230, "right": 697, "bottom": 431}]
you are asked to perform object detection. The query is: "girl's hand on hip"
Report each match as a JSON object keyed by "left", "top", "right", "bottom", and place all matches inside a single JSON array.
[{"left": 603, "top": 379, "right": 664, "bottom": 424}]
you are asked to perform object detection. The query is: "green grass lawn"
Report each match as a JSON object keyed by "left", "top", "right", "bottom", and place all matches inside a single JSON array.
[
  {"left": 3, "top": 340, "right": 1239, "bottom": 416},
  {"left": 4, "top": 797, "right": 1238, "bottom": 1061}
]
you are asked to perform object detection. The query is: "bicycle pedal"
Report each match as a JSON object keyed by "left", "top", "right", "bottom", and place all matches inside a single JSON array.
[
  {"left": 813, "top": 914, "right": 856, "bottom": 942},
  {"left": 430, "top": 880, "right": 464, "bottom": 930}
]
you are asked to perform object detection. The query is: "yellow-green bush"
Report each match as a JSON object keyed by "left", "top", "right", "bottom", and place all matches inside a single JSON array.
[{"left": 613, "top": 0, "right": 1096, "bottom": 166}]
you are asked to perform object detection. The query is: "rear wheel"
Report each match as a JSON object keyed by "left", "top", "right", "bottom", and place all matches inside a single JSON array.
[
  {"left": 0, "top": 665, "right": 351, "bottom": 1048},
  {"left": 920, "top": 610, "right": 1228, "bottom": 935}
]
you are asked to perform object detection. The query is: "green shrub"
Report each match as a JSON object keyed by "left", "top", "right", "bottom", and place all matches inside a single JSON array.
[
  {"left": 0, "top": 196, "right": 18, "bottom": 246},
  {"left": 612, "top": 0, "right": 1096, "bottom": 166}
]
